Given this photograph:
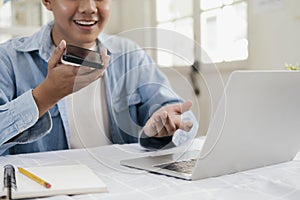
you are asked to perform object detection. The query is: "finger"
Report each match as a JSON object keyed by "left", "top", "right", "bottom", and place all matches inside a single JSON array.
[
  {"left": 156, "top": 127, "right": 169, "bottom": 138},
  {"left": 101, "top": 48, "right": 110, "bottom": 68},
  {"left": 144, "top": 122, "right": 170, "bottom": 138},
  {"left": 168, "top": 113, "right": 193, "bottom": 132},
  {"left": 179, "top": 100, "right": 193, "bottom": 114},
  {"left": 156, "top": 112, "right": 179, "bottom": 137},
  {"left": 76, "top": 66, "right": 99, "bottom": 76},
  {"left": 178, "top": 120, "right": 193, "bottom": 132},
  {"left": 170, "top": 100, "right": 193, "bottom": 114},
  {"left": 146, "top": 113, "right": 163, "bottom": 136},
  {"left": 48, "top": 40, "right": 66, "bottom": 70},
  {"left": 143, "top": 112, "right": 174, "bottom": 138},
  {"left": 74, "top": 69, "right": 101, "bottom": 84},
  {"left": 143, "top": 120, "right": 158, "bottom": 137},
  {"left": 143, "top": 114, "right": 167, "bottom": 138},
  {"left": 163, "top": 112, "right": 177, "bottom": 135}
]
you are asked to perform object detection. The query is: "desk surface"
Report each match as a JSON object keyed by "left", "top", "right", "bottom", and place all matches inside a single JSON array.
[{"left": 1, "top": 138, "right": 300, "bottom": 200}]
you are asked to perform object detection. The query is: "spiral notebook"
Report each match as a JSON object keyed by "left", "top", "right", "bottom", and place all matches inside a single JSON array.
[{"left": 0, "top": 164, "right": 107, "bottom": 199}]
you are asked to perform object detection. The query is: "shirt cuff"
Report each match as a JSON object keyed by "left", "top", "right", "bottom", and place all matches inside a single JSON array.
[
  {"left": 138, "top": 130, "right": 175, "bottom": 150},
  {"left": 12, "top": 89, "right": 39, "bottom": 133},
  {"left": 0, "top": 90, "right": 52, "bottom": 154}
]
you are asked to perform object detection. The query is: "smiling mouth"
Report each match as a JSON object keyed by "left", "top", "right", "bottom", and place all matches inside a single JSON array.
[{"left": 74, "top": 20, "right": 98, "bottom": 26}]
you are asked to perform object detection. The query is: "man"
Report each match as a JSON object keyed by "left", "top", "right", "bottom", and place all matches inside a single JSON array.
[{"left": 0, "top": 0, "right": 197, "bottom": 155}]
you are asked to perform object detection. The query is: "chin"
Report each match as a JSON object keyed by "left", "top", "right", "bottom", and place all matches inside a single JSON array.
[{"left": 76, "top": 36, "right": 98, "bottom": 43}]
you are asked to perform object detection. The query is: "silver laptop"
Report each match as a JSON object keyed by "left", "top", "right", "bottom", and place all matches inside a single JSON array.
[{"left": 121, "top": 70, "right": 300, "bottom": 180}]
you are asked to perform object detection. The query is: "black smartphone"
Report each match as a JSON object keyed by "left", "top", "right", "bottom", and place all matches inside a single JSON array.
[{"left": 61, "top": 44, "right": 104, "bottom": 69}]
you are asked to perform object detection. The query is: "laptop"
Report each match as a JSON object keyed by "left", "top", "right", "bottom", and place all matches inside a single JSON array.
[{"left": 120, "top": 70, "right": 300, "bottom": 180}]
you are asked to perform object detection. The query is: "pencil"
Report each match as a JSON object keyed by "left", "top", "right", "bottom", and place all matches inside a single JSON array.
[{"left": 18, "top": 167, "right": 51, "bottom": 189}]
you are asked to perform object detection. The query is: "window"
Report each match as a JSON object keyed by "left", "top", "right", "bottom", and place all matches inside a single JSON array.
[
  {"left": 155, "top": 0, "right": 194, "bottom": 67},
  {"left": 200, "top": 0, "right": 248, "bottom": 63},
  {"left": 0, "top": 0, "right": 12, "bottom": 43},
  {"left": 155, "top": 0, "right": 248, "bottom": 66},
  {"left": 0, "top": 0, "right": 52, "bottom": 43}
]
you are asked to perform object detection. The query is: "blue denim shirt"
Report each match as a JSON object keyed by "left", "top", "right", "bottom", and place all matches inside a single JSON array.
[{"left": 0, "top": 21, "right": 198, "bottom": 155}]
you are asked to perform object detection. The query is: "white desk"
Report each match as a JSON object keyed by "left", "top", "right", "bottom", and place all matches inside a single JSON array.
[{"left": 1, "top": 138, "right": 300, "bottom": 200}]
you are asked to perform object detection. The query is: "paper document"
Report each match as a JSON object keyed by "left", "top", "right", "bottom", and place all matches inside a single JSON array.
[{"left": 0, "top": 164, "right": 107, "bottom": 199}]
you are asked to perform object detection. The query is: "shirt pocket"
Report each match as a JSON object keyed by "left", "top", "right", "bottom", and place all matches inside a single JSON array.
[{"left": 113, "top": 92, "right": 142, "bottom": 113}]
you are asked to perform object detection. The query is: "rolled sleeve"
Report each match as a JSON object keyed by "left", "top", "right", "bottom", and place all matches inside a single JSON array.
[
  {"left": 0, "top": 90, "right": 52, "bottom": 154},
  {"left": 12, "top": 90, "right": 39, "bottom": 133}
]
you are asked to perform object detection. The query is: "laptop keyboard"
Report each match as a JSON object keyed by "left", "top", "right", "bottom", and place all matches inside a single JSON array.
[{"left": 155, "top": 159, "right": 197, "bottom": 174}]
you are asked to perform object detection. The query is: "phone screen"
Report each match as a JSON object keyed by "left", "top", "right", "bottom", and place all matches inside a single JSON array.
[{"left": 62, "top": 44, "right": 103, "bottom": 69}]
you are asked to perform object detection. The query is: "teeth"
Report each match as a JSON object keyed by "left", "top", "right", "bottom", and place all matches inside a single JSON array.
[{"left": 75, "top": 20, "right": 96, "bottom": 26}]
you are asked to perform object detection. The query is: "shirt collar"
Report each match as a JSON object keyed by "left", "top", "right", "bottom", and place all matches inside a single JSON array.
[{"left": 11, "top": 21, "right": 55, "bottom": 62}]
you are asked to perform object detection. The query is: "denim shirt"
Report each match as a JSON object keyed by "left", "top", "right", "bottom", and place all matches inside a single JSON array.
[{"left": 0, "top": 21, "right": 198, "bottom": 155}]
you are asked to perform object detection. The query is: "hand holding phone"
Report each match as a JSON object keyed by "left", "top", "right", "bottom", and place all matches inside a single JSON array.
[
  {"left": 61, "top": 44, "right": 104, "bottom": 69},
  {"left": 34, "top": 40, "right": 110, "bottom": 118}
]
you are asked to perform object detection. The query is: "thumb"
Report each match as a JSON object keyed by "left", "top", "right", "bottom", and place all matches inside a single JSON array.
[
  {"left": 180, "top": 100, "right": 193, "bottom": 114},
  {"left": 48, "top": 40, "right": 66, "bottom": 69}
]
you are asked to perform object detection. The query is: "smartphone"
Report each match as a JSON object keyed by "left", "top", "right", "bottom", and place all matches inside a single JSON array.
[{"left": 61, "top": 44, "right": 104, "bottom": 69}]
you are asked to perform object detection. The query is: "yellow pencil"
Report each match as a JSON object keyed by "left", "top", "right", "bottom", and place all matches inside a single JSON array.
[{"left": 18, "top": 167, "right": 51, "bottom": 189}]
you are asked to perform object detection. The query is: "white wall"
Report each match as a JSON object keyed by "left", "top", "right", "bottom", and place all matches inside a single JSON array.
[
  {"left": 105, "top": 0, "right": 155, "bottom": 34},
  {"left": 248, "top": 0, "right": 300, "bottom": 68}
]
